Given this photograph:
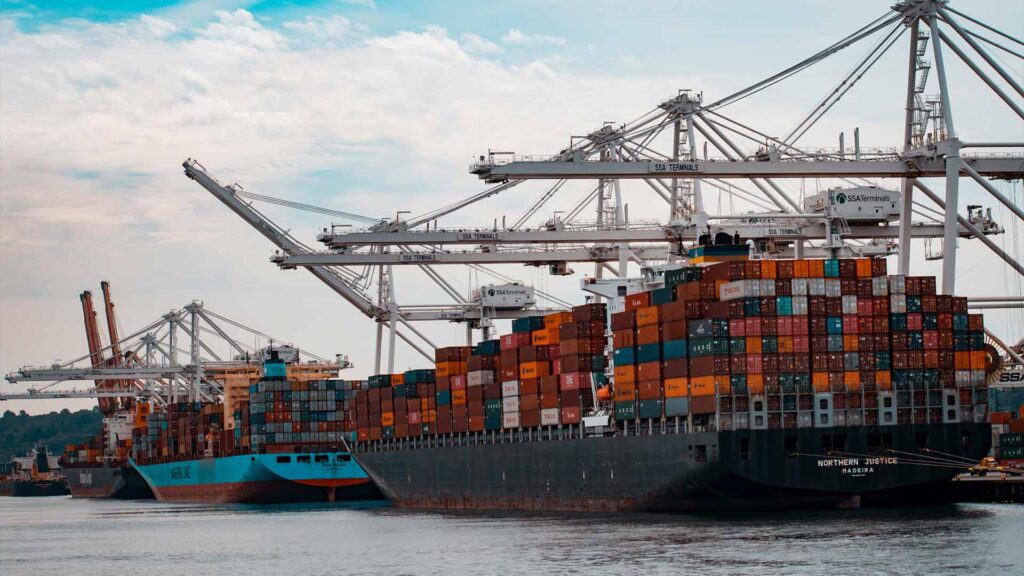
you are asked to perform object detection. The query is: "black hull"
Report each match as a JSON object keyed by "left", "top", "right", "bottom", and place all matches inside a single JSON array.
[
  {"left": 12, "top": 479, "right": 70, "bottom": 497},
  {"left": 66, "top": 463, "right": 155, "bottom": 499},
  {"left": 355, "top": 422, "right": 991, "bottom": 512}
]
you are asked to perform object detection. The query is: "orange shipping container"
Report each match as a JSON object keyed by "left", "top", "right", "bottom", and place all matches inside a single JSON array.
[
  {"left": 635, "top": 305, "right": 660, "bottom": 327},
  {"left": 544, "top": 311, "right": 572, "bottom": 328},
  {"left": 614, "top": 365, "right": 636, "bottom": 385},
  {"left": 970, "top": 351, "right": 986, "bottom": 370},
  {"left": 715, "top": 375, "right": 731, "bottom": 395},
  {"left": 855, "top": 258, "right": 873, "bottom": 278},
  {"left": 382, "top": 412, "right": 395, "bottom": 426},
  {"left": 520, "top": 362, "right": 550, "bottom": 379},
  {"left": 664, "top": 378, "right": 688, "bottom": 398},
  {"left": 813, "top": 372, "right": 830, "bottom": 392},
  {"left": 746, "top": 337, "right": 763, "bottom": 354},
  {"left": 844, "top": 371, "right": 861, "bottom": 390},
  {"left": 390, "top": 374, "right": 404, "bottom": 385},
  {"left": 955, "top": 351, "right": 970, "bottom": 370},
  {"left": 843, "top": 335, "right": 859, "bottom": 351},
  {"left": 761, "top": 260, "right": 777, "bottom": 279},
  {"left": 876, "top": 371, "right": 892, "bottom": 390},
  {"left": 451, "top": 389, "right": 467, "bottom": 405},
  {"left": 690, "top": 376, "right": 715, "bottom": 397},
  {"left": 748, "top": 374, "right": 765, "bottom": 394},
  {"left": 777, "top": 336, "right": 794, "bottom": 353},
  {"left": 793, "top": 260, "right": 809, "bottom": 278},
  {"left": 531, "top": 329, "right": 551, "bottom": 346},
  {"left": 808, "top": 259, "right": 824, "bottom": 277}
]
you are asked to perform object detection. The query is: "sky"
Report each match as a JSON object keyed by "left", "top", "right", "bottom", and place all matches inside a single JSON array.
[{"left": 1, "top": 0, "right": 1022, "bottom": 414}]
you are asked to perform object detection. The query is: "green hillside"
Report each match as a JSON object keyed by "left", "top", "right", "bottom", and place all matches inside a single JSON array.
[{"left": 0, "top": 408, "right": 103, "bottom": 462}]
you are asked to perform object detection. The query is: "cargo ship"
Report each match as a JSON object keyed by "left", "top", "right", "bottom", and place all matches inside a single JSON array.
[
  {"left": 351, "top": 258, "right": 993, "bottom": 512},
  {"left": 62, "top": 409, "right": 154, "bottom": 499},
  {"left": 131, "top": 352, "right": 381, "bottom": 503},
  {"left": 5, "top": 446, "right": 70, "bottom": 497}
]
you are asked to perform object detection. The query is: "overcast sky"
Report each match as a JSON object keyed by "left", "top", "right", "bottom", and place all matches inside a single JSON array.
[{"left": 2, "top": 0, "right": 1022, "bottom": 414}]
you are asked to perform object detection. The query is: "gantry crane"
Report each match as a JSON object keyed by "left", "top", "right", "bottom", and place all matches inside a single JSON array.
[{"left": 183, "top": 0, "right": 1024, "bottom": 369}]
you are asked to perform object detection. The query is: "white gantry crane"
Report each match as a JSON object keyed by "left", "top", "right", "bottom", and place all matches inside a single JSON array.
[
  {"left": 184, "top": 0, "right": 1024, "bottom": 369},
  {"left": 4, "top": 288, "right": 350, "bottom": 404}
]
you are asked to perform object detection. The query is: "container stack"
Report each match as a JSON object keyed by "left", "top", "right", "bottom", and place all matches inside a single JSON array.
[
  {"left": 434, "top": 346, "right": 471, "bottom": 435},
  {"left": 248, "top": 378, "right": 359, "bottom": 452},
  {"left": 559, "top": 304, "right": 608, "bottom": 425},
  {"left": 401, "top": 369, "right": 437, "bottom": 438},
  {"left": 468, "top": 340, "right": 500, "bottom": 431},
  {"left": 612, "top": 267, "right": 702, "bottom": 426},
  {"left": 607, "top": 258, "right": 988, "bottom": 432},
  {"left": 989, "top": 410, "right": 1024, "bottom": 467}
]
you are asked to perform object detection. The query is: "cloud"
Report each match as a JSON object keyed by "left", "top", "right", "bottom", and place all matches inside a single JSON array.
[
  {"left": 501, "top": 28, "right": 567, "bottom": 47},
  {"left": 195, "top": 9, "right": 287, "bottom": 52},
  {"left": 283, "top": 15, "right": 369, "bottom": 44},
  {"left": 459, "top": 32, "right": 501, "bottom": 54},
  {"left": 337, "top": 0, "right": 376, "bottom": 7}
]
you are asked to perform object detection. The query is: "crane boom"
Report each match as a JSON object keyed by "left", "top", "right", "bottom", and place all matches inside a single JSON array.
[
  {"left": 100, "top": 281, "right": 122, "bottom": 361},
  {"left": 81, "top": 290, "right": 116, "bottom": 414},
  {"left": 182, "top": 159, "right": 384, "bottom": 320}
]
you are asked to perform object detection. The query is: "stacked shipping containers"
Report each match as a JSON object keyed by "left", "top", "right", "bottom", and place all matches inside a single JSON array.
[
  {"left": 352, "top": 303, "right": 609, "bottom": 443},
  {"left": 608, "top": 258, "right": 988, "bottom": 433}
]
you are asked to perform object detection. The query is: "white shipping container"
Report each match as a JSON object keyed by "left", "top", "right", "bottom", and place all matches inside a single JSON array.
[
  {"left": 872, "top": 276, "right": 889, "bottom": 296},
  {"left": 502, "top": 412, "right": 521, "bottom": 429},
  {"left": 791, "top": 296, "right": 809, "bottom": 315},
  {"left": 540, "top": 408, "right": 560, "bottom": 426},
  {"left": 791, "top": 278, "right": 808, "bottom": 296},
  {"left": 825, "top": 279, "right": 842, "bottom": 297},
  {"left": 760, "top": 280, "right": 776, "bottom": 297},
  {"left": 502, "top": 395, "right": 520, "bottom": 413},
  {"left": 719, "top": 280, "right": 748, "bottom": 301},
  {"left": 808, "top": 278, "right": 826, "bottom": 296},
  {"left": 841, "top": 295, "right": 858, "bottom": 315},
  {"left": 467, "top": 370, "right": 495, "bottom": 386},
  {"left": 501, "top": 381, "right": 520, "bottom": 397}
]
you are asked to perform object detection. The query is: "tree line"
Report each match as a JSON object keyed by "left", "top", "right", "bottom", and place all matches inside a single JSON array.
[{"left": 0, "top": 408, "right": 103, "bottom": 463}]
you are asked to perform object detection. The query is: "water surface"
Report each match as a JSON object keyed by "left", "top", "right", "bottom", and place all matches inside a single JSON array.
[{"left": 1, "top": 497, "right": 1021, "bottom": 575}]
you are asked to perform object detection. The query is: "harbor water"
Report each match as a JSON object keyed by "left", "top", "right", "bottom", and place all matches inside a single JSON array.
[{"left": 1, "top": 498, "right": 1021, "bottom": 575}]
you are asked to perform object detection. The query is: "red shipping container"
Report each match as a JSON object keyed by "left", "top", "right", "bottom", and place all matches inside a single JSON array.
[
  {"left": 638, "top": 380, "right": 662, "bottom": 400},
  {"left": 637, "top": 361, "right": 662, "bottom": 381},
  {"left": 561, "top": 406, "right": 582, "bottom": 424},
  {"left": 560, "top": 372, "right": 592, "bottom": 391}
]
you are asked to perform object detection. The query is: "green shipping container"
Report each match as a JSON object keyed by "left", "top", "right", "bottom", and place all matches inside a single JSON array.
[
  {"left": 651, "top": 286, "right": 674, "bottom": 305},
  {"left": 689, "top": 338, "right": 714, "bottom": 357},
  {"left": 999, "top": 432, "right": 1023, "bottom": 447},
  {"left": 614, "top": 401, "right": 637, "bottom": 421},
  {"left": 662, "top": 339, "right": 688, "bottom": 360},
  {"left": 637, "top": 343, "right": 661, "bottom": 364},
  {"left": 997, "top": 445, "right": 1024, "bottom": 459},
  {"left": 638, "top": 399, "right": 663, "bottom": 419},
  {"left": 665, "top": 397, "right": 689, "bottom": 417}
]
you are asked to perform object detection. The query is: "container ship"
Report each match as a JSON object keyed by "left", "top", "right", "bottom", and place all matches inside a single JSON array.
[
  {"left": 131, "top": 352, "right": 381, "bottom": 503},
  {"left": 61, "top": 407, "right": 154, "bottom": 499},
  {"left": 3, "top": 446, "right": 70, "bottom": 497},
  {"left": 351, "top": 258, "right": 993, "bottom": 512}
]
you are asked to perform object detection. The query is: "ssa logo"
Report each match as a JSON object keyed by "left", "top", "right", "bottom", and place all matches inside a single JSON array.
[
  {"left": 835, "top": 192, "right": 848, "bottom": 204},
  {"left": 999, "top": 370, "right": 1024, "bottom": 383}
]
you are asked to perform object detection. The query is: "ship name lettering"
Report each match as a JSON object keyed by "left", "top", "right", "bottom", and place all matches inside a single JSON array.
[
  {"left": 170, "top": 466, "right": 191, "bottom": 480},
  {"left": 817, "top": 458, "right": 859, "bottom": 467}
]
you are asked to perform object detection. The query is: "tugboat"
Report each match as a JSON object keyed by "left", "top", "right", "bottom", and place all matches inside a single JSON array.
[{"left": 9, "top": 446, "right": 70, "bottom": 497}]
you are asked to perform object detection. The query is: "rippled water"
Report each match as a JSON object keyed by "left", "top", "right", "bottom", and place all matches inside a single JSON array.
[{"left": 1, "top": 497, "right": 1022, "bottom": 575}]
